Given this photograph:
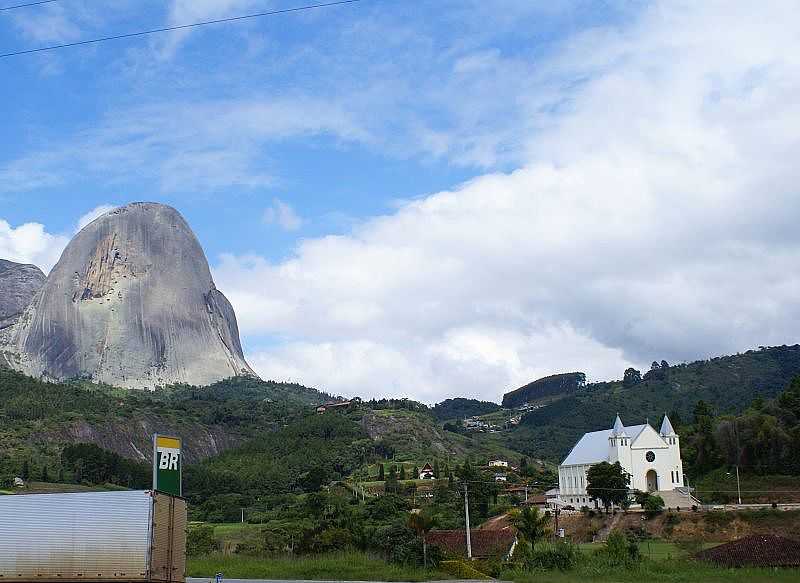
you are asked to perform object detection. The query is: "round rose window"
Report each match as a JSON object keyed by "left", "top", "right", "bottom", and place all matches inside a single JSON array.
[{"left": 646, "top": 451, "right": 655, "bottom": 462}]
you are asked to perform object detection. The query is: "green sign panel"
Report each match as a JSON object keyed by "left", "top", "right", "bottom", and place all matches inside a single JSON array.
[{"left": 153, "top": 434, "right": 182, "bottom": 496}]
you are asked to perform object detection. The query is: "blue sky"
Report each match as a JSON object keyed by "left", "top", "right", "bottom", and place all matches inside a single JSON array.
[
  {"left": 2, "top": 0, "right": 618, "bottom": 260},
  {"left": 2, "top": 1, "right": 800, "bottom": 402}
]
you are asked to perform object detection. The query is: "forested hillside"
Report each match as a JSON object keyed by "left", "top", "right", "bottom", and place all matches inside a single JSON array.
[
  {"left": 509, "top": 345, "right": 800, "bottom": 461},
  {"left": 0, "top": 367, "right": 333, "bottom": 484},
  {"left": 432, "top": 398, "right": 501, "bottom": 420},
  {"left": 502, "top": 372, "right": 586, "bottom": 408}
]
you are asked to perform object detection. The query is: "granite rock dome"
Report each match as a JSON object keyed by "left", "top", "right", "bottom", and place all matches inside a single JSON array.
[{"left": 2, "top": 203, "right": 256, "bottom": 388}]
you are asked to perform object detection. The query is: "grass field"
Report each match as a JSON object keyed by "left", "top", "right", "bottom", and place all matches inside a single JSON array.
[
  {"left": 188, "top": 549, "right": 800, "bottom": 583},
  {"left": 578, "top": 541, "right": 718, "bottom": 561},
  {"left": 187, "top": 552, "right": 446, "bottom": 581},
  {"left": 507, "top": 562, "right": 800, "bottom": 583}
]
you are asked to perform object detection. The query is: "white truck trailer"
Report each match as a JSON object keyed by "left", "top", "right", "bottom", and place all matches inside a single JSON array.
[{"left": 0, "top": 490, "right": 186, "bottom": 583}]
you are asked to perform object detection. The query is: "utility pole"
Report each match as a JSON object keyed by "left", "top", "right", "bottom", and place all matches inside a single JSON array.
[
  {"left": 241, "top": 508, "right": 244, "bottom": 524},
  {"left": 735, "top": 466, "right": 742, "bottom": 506},
  {"left": 464, "top": 484, "right": 472, "bottom": 560},
  {"left": 553, "top": 507, "right": 560, "bottom": 541}
]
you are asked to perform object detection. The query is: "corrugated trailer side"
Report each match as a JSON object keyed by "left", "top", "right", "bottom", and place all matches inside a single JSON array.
[
  {"left": 0, "top": 490, "right": 186, "bottom": 583},
  {"left": 149, "top": 492, "right": 187, "bottom": 583}
]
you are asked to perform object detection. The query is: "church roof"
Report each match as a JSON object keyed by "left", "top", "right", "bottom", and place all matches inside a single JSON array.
[
  {"left": 660, "top": 414, "right": 676, "bottom": 436},
  {"left": 561, "top": 424, "right": 648, "bottom": 466},
  {"left": 611, "top": 414, "right": 628, "bottom": 437}
]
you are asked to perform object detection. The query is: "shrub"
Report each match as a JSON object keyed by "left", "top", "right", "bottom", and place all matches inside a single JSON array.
[
  {"left": 643, "top": 494, "right": 665, "bottom": 517},
  {"left": 594, "top": 530, "right": 640, "bottom": 568},
  {"left": 524, "top": 542, "right": 580, "bottom": 571},
  {"left": 675, "top": 539, "right": 703, "bottom": 554},
  {"left": 665, "top": 511, "right": 681, "bottom": 526},
  {"left": 187, "top": 524, "right": 217, "bottom": 556}
]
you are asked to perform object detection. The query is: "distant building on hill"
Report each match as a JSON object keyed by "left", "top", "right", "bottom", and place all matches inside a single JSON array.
[
  {"left": 488, "top": 460, "right": 509, "bottom": 468},
  {"left": 557, "top": 414, "right": 685, "bottom": 508},
  {"left": 316, "top": 399, "right": 358, "bottom": 414},
  {"left": 419, "top": 463, "right": 435, "bottom": 480}
]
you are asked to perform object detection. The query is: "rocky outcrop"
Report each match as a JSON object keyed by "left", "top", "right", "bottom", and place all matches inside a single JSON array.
[
  {"left": 3, "top": 202, "right": 257, "bottom": 388},
  {"left": 32, "top": 418, "right": 247, "bottom": 463},
  {"left": 0, "top": 259, "right": 45, "bottom": 330}
]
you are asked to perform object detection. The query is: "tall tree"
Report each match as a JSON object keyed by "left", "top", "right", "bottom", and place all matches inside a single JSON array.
[
  {"left": 623, "top": 368, "right": 642, "bottom": 388},
  {"left": 408, "top": 512, "right": 435, "bottom": 567},
  {"left": 511, "top": 506, "right": 550, "bottom": 549},
  {"left": 385, "top": 465, "right": 400, "bottom": 494},
  {"left": 586, "top": 462, "right": 630, "bottom": 513}
]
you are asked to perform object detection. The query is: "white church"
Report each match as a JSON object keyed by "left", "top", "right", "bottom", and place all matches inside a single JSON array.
[{"left": 557, "top": 414, "right": 685, "bottom": 508}]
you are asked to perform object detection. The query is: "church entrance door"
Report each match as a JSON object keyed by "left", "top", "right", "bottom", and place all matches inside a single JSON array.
[{"left": 646, "top": 470, "right": 658, "bottom": 492}]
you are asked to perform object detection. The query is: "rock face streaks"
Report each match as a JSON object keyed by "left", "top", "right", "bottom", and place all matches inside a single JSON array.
[
  {"left": 0, "top": 260, "right": 46, "bottom": 330},
  {"left": 6, "top": 202, "right": 256, "bottom": 388}
]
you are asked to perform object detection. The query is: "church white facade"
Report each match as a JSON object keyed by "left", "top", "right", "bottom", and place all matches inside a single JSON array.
[{"left": 557, "top": 415, "right": 684, "bottom": 508}]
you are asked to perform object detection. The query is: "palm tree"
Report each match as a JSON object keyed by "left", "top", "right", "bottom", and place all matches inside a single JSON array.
[
  {"left": 511, "top": 506, "right": 550, "bottom": 550},
  {"left": 408, "top": 513, "right": 435, "bottom": 567}
]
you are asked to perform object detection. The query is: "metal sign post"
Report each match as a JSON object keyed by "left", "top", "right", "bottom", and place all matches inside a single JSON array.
[{"left": 152, "top": 434, "right": 182, "bottom": 496}]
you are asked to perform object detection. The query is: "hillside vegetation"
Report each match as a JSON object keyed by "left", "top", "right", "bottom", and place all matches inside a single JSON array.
[
  {"left": 0, "top": 368, "right": 332, "bottom": 484},
  {"left": 502, "top": 372, "right": 587, "bottom": 408},
  {"left": 510, "top": 345, "right": 800, "bottom": 461},
  {"left": 432, "top": 398, "right": 501, "bottom": 421}
]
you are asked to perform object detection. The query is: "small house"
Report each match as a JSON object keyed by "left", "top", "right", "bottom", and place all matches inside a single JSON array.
[{"left": 419, "top": 463, "right": 435, "bottom": 480}]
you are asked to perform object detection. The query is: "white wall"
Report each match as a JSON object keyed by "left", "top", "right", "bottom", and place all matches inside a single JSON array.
[{"left": 558, "top": 429, "right": 684, "bottom": 506}]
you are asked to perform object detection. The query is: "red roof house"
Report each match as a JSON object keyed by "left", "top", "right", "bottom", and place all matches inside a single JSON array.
[
  {"left": 425, "top": 529, "right": 516, "bottom": 559},
  {"left": 695, "top": 535, "right": 800, "bottom": 568}
]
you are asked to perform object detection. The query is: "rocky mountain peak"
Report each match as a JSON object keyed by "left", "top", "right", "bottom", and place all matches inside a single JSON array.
[
  {"left": 1, "top": 202, "right": 257, "bottom": 388},
  {"left": 0, "top": 259, "right": 46, "bottom": 329}
]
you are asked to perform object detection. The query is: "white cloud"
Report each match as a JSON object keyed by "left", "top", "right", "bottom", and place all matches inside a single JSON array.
[
  {"left": 11, "top": 4, "right": 82, "bottom": 44},
  {"left": 76, "top": 204, "right": 116, "bottom": 232},
  {"left": 0, "top": 220, "right": 68, "bottom": 273},
  {"left": 214, "top": 1, "right": 800, "bottom": 402},
  {"left": 263, "top": 198, "right": 303, "bottom": 231},
  {"left": 0, "top": 97, "right": 368, "bottom": 195},
  {"left": 157, "top": 0, "right": 260, "bottom": 57}
]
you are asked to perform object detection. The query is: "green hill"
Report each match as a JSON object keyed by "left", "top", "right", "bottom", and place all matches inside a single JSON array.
[
  {"left": 509, "top": 345, "right": 800, "bottom": 461},
  {"left": 0, "top": 367, "right": 333, "bottom": 485},
  {"left": 502, "top": 372, "right": 587, "bottom": 408},
  {"left": 431, "top": 398, "right": 501, "bottom": 421}
]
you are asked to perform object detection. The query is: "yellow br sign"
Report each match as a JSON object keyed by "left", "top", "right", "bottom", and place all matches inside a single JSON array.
[{"left": 153, "top": 434, "right": 182, "bottom": 496}]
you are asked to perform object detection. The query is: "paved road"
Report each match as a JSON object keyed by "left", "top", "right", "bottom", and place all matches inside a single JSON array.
[{"left": 189, "top": 579, "right": 495, "bottom": 583}]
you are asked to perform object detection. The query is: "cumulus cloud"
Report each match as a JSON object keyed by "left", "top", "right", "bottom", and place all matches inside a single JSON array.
[
  {"left": 0, "top": 220, "right": 68, "bottom": 273},
  {"left": 263, "top": 198, "right": 303, "bottom": 231},
  {"left": 214, "top": 1, "right": 800, "bottom": 402},
  {"left": 76, "top": 204, "right": 116, "bottom": 232}
]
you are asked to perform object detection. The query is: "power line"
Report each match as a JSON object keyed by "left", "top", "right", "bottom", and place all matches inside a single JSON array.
[
  {"left": 0, "top": 0, "right": 365, "bottom": 58},
  {"left": 0, "top": 0, "right": 62, "bottom": 11}
]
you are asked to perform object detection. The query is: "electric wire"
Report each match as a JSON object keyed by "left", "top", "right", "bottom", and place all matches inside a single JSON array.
[
  {"left": 0, "top": 0, "right": 365, "bottom": 58},
  {"left": 0, "top": 0, "right": 62, "bottom": 11}
]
